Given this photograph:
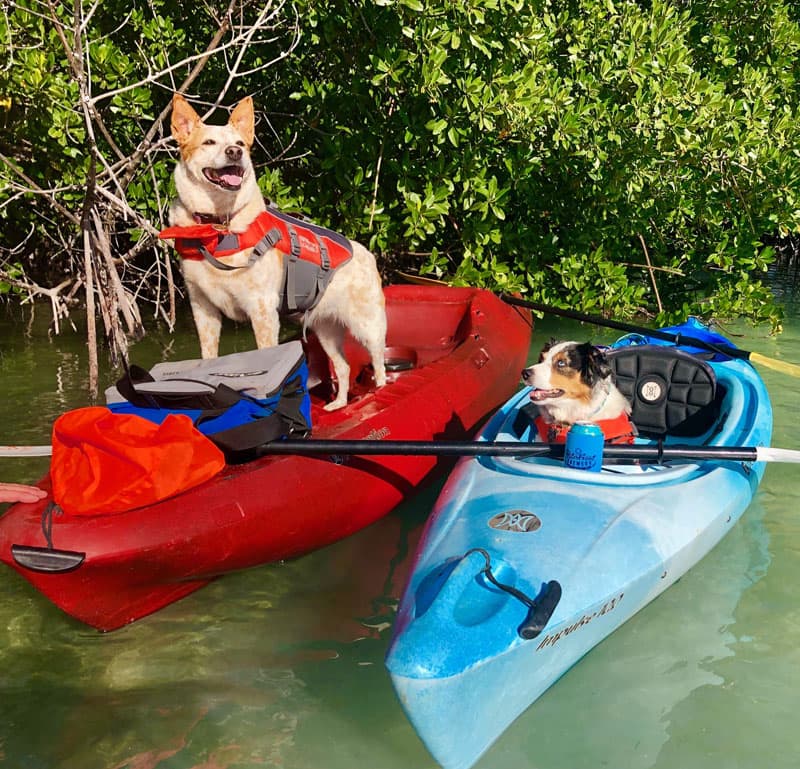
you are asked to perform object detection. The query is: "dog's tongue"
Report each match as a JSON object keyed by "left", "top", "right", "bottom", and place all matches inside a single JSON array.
[
  {"left": 219, "top": 171, "right": 243, "bottom": 188},
  {"left": 530, "top": 388, "right": 564, "bottom": 401},
  {"left": 205, "top": 165, "right": 244, "bottom": 189}
]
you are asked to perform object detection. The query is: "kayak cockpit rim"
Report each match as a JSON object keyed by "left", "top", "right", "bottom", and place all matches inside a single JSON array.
[{"left": 485, "top": 359, "right": 765, "bottom": 484}]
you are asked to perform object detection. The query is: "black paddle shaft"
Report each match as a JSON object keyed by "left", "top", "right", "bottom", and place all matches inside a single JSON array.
[
  {"left": 261, "top": 439, "right": 760, "bottom": 463},
  {"left": 498, "top": 294, "right": 751, "bottom": 362}
]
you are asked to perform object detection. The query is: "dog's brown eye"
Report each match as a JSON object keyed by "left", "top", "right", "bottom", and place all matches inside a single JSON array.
[
  {"left": 203, "top": 139, "right": 216, "bottom": 146},
  {"left": 236, "top": 140, "right": 245, "bottom": 146}
]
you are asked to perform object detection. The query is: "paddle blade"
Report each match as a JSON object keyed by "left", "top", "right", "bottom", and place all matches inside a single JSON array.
[
  {"left": 749, "top": 352, "right": 800, "bottom": 379},
  {"left": 756, "top": 447, "right": 800, "bottom": 464},
  {"left": 0, "top": 445, "right": 53, "bottom": 458}
]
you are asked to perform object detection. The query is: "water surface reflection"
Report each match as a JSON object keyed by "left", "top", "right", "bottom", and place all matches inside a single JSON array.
[{"left": 1, "top": 294, "right": 799, "bottom": 768}]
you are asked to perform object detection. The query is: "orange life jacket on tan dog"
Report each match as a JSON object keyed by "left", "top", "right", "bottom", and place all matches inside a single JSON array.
[{"left": 159, "top": 207, "right": 353, "bottom": 313}]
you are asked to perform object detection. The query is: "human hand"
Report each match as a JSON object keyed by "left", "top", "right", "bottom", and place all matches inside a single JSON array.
[{"left": 0, "top": 483, "right": 47, "bottom": 504}]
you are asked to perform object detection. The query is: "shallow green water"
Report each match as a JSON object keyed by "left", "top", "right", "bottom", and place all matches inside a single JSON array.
[{"left": 1, "top": 296, "right": 800, "bottom": 769}]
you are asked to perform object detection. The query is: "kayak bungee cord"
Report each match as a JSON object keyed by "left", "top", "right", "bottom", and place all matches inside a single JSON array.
[
  {"left": 41, "top": 501, "right": 57, "bottom": 550},
  {"left": 463, "top": 548, "right": 562, "bottom": 640}
]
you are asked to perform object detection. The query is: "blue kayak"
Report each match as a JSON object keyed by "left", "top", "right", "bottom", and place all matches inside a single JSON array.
[{"left": 385, "top": 321, "right": 773, "bottom": 769}]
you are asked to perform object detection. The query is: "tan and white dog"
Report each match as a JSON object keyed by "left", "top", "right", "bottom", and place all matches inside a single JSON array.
[
  {"left": 521, "top": 340, "right": 631, "bottom": 426},
  {"left": 165, "top": 94, "right": 386, "bottom": 410}
]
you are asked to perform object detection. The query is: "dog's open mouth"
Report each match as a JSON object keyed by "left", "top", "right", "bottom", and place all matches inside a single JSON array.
[
  {"left": 529, "top": 388, "right": 564, "bottom": 402},
  {"left": 203, "top": 165, "right": 245, "bottom": 190}
]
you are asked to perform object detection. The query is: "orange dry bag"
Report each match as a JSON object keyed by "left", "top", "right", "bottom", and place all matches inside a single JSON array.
[{"left": 51, "top": 406, "right": 225, "bottom": 516}]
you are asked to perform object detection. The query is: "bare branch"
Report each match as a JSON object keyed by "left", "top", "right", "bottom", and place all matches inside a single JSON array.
[
  {"left": 0, "top": 151, "right": 82, "bottom": 226},
  {"left": 2, "top": 0, "right": 301, "bottom": 384},
  {"left": 638, "top": 233, "right": 663, "bottom": 314}
]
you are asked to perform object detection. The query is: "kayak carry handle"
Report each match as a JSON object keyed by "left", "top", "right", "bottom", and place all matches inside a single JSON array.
[
  {"left": 518, "top": 580, "right": 563, "bottom": 640},
  {"left": 464, "top": 548, "right": 562, "bottom": 641},
  {"left": 11, "top": 544, "right": 85, "bottom": 573}
]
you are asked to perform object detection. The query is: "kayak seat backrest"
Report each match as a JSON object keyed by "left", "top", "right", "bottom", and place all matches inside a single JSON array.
[
  {"left": 383, "top": 298, "right": 469, "bottom": 366},
  {"left": 301, "top": 298, "right": 468, "bottom": 389},
  {"left": 605, "top": 345, "right": 719, "bottom": 438}
]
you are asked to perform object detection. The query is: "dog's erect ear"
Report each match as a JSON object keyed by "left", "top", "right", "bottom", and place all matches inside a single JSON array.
[
  {"left": 171, "top": 94, "right": 201, "bottom": 144},
  {"left": 580, "top": 343, "right": 612, "bottom": 386},
  {"left": 228, "top": 96, "right": 255, "bottom": 147}
]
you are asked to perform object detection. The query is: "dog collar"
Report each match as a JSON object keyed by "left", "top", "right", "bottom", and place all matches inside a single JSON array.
[
  {"left": 191, "top": 207, "right": 247, "bottom": 227},
  {"left": 585, "top": 380, "right": 612, "bottom": 419},
  {"left": 193, "top": 212, "right": 227, "bottom": 225}
]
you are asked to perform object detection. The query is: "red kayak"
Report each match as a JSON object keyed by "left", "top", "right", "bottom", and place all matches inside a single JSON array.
[{"left": 0, "top": 285, "right": 531, "bottom": 630}]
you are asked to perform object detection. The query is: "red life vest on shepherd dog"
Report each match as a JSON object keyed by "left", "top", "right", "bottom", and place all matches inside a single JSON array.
[{"left": 534, "top": 413, "right": 636, "bottom": 445}]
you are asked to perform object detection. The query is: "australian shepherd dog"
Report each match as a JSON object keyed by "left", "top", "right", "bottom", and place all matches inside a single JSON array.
[{"left": 521, "top": 340, "right": 632, "bottom": 439}]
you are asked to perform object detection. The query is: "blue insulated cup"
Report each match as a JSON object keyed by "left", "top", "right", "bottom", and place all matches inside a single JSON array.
[{"left": 564, "top": 422, "right": 604, "bottom": 471}]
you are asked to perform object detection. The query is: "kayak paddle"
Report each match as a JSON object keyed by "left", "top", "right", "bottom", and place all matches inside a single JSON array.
[
  {"left": 5, "top": 440, "right": 797, "bottom": 463},
  {"left": 499, "top": 294, "right": 800, "bottom": 378},
  {"left": 250, "top": 439, "right": 800, "bottom": 464},
  {"left": 0, "top": 438, "right": 800, "bottom": 463}
]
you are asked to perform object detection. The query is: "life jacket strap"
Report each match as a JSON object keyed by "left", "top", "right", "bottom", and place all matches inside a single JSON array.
[
  {"left": 534, "top": 413, "right": 637, "bottom": 445},
  {"left": 199, "top": 227, "right": 282, "bottom": 272}
]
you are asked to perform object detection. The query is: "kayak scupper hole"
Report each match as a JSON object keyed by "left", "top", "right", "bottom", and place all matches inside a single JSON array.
[{"left": 453, "top": 562, "right": 518, "bottom": 627}]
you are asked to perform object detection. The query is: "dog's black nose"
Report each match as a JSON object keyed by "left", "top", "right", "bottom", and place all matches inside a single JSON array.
[
  {"left": 521, "top": 368, "right": 530, "bottom": 381},
  {"left": 226, "top": 146, "right": 243, "bottom": 162}
]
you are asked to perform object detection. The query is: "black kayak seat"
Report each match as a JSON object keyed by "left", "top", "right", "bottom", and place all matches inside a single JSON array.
[{"left": 606, "top": 345, "right": 719, "bottom": 438}]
